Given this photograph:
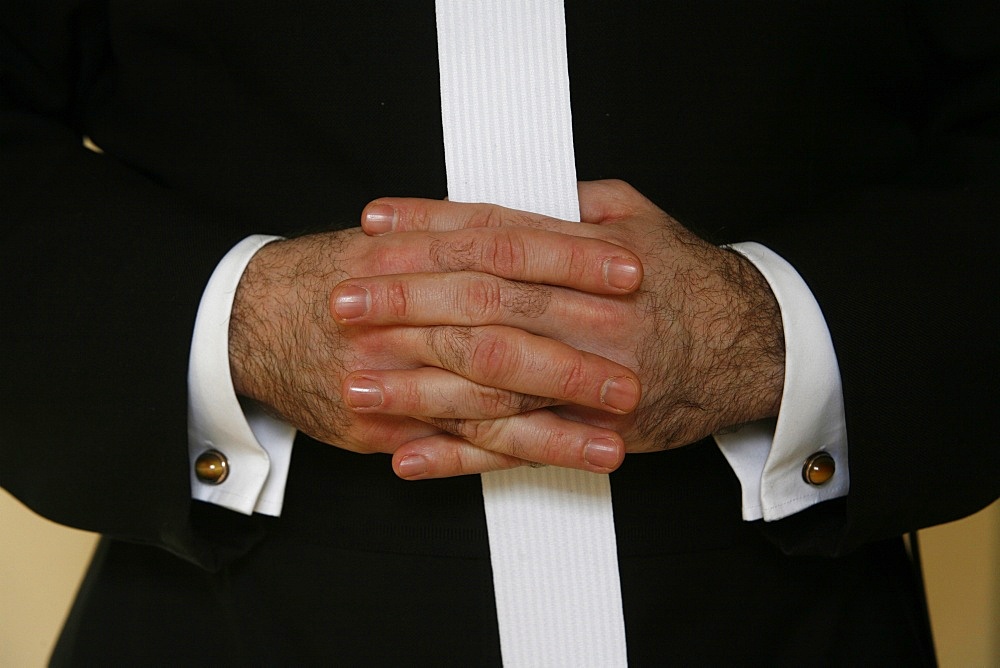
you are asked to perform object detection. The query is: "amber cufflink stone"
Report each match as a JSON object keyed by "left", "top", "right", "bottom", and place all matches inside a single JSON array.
[
  {"left": 802, "top": 451, "right": 835, "bottom": 486},
  {"left": 195, "top": 450, "right": 229, "bottom": 484}
]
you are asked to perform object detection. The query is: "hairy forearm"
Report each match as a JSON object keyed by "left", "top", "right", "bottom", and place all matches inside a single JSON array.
[{"left": 709, "top": 248, "right": 785, "bottom": 424}]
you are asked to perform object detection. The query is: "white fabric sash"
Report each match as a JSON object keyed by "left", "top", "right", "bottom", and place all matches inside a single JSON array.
[{"left": 435, "top": 2, "right": 628, "bottom": 665}]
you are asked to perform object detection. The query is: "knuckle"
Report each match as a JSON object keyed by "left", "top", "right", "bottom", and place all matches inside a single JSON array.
[
  {"left": 385, "top": 280, "right": 410, "bottom": 318},
  {"left": 403, "top": 204, "right": 432, "bottom": 231},
  {"left": 394, "top": 377, "right": 426, "bottom": 413},
  {"left": 558, "top": 355, "right": 590, "bottom": 400},
  {"left": 564, "top": 240, "right": 592, "bottom": 284},
  {"left": 507, "top": 421, "right": 561, "bottom": 465},
  {"left": 450, "top": 445, "right": 474, "bottom": 475},
  {"left": 475, "top": 387, "right": 513, "bottom": 417},
  {"left": 466, "top": 278, "right": 504, "bottom": 321},
  {"left": 469, "top": 330, "right": 513, "bottom": 380},
  {"left": 484, "top": 229, "right": 526, "bottom": 276}
]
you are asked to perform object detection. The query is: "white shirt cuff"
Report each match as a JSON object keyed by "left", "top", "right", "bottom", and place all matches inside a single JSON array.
[
  {"left": 714, "top": 242, "right": 850, "bottom": 522},
  {"left": 188, "top": 234, "right": 297, "bottom": 516}
]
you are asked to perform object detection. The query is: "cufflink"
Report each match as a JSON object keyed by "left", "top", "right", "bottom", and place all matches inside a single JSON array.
[
  {"left": 195, "top": 449, "right": 229, "bottom": 484},
  {"left": 802, "top": 451, "right": 835, "bottom": 486}
]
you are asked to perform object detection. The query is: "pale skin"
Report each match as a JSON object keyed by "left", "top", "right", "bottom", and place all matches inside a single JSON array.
[{"left": 230, "top": 180, "right": 784, "bottom": 480}]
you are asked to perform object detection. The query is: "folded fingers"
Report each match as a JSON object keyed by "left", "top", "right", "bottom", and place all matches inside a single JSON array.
[
  {"left": 344, "top": 324, "right": 639, "bottom": 416},
  {"left": 390, "top": 409, "right": 626, "bottom": 478}
]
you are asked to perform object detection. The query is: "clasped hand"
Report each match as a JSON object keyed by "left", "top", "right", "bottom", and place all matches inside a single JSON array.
[{"left": 230, "top": 180, "right": 784, "bottom": 480}]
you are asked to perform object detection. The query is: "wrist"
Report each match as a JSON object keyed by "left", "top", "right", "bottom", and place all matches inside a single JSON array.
[
  {"left": 228, "top": 239, "right": 294, "bottom": 402},
  {"left": 711, "top": 247, "right": 785, "bottom": 425}
]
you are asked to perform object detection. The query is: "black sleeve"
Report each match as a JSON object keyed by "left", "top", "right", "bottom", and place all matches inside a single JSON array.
[
  {"left": 752, "top": 2, "right": 1000, "bottom": 555},
  {"left": 0, "top": 0, "right": 263, "bottom": 568}
]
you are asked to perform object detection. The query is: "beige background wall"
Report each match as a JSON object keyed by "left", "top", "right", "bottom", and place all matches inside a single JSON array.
[{"left": 2, "top": 489, "right": 997, "bottom": 666}]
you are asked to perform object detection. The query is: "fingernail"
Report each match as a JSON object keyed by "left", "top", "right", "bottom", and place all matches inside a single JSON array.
[
  {"left": 333, "top": 285, "right": 370, "bottom": 320},
  {"left": 346, "top": 378, "right": 383, "bottom": 408},
  {"left": 603, "top": 257, "right": 641, "bottom": 291},
  {"left": 601, "top": 377, "right": 639, "bottom": 413},
  {"left": 398, "top": 454, "right": 429, "bottom": 479},
  {"left": 364, "top": 204, "right": 396, "bottom": 235},
  {"left": 584, "top": 438, "right": 621, "bottom": 469}
]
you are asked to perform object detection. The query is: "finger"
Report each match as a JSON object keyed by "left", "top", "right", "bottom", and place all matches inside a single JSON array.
[
  {"left": 331, "top": 271, "right": 635, "bottom": 358},
  {"left": 391, "top": 435, "right": 528, "bottom": 480},
  {"left": 363, "top": 197, "right": 567, "bottom": 235},
  {"left": 412, "top": 409, "right": 625, "bottom": 473},
  {"left": 358, "top": 199, "right": 643, "bottom": 293},
  {"left": 343, "top": 367, "right": 558, "bottom": 419},
  {"left": 364, "top": 182, "right": 649, "bottom": 233},
  {"left": 318, "top": 413, "right": 444, "bottom": 456},
  {"left": 343, "top": 324, "right": 640, "bottom": 415},
  {"left": 363, "top": 197, "right": 620, "bottom": 245},
  {"left": 332, "top": 271, "right": 638, "bottom": 337},
  {"left": 332, "top": 272, "right": 565, "bottom": 325},
  {"left": 333, "top": 314, "right": 640, "bottom": 413},
  {"left": 372, "top": 226, "right": 640, "bottom": 295},
  {"left": 415, "top": 324, "right": 639, "bottom": 413},
  {"left": 577, "top": 179, "right": 648, "bottom": 223},
  {"left": 333, "top": 267, "right": 637, "bottom": 359}
]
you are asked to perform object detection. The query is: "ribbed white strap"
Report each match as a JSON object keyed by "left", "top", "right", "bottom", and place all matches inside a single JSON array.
[{"left": 435, "top": 2, "right": 628, "bottom": 666}]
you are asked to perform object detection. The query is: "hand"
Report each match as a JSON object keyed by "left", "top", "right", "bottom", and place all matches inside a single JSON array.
[
  {"left": 342, "top": 180, "right": 785, "bottom": 462},
  {"left": 228, "top": 224, "right": 644, "bottom": 476}
]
